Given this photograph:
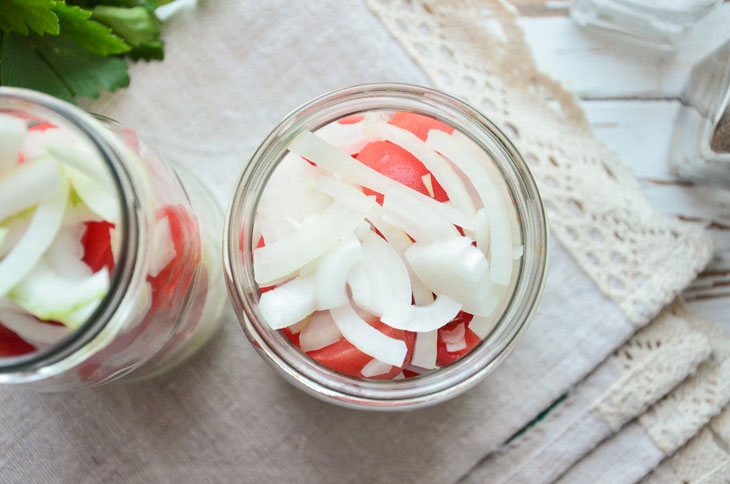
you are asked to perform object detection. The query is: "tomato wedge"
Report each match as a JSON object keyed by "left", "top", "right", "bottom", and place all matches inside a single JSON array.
[
  {"left": 389, "top": 111, "right": 454, "bottom": 142},
  {"left": 306, "top": 319, "right": 416, "bottom": 380},
  {"left": 81, "top": 221, "right": 115, "bottom": 273},
  {"left": 436, "top": 311, "right": 481, "bottom": 367},
  {"left": 0, "top": 324, "right": 35, "bottom": 357},
  {"left": 355, "top": 141, "right": 449, "bottom": 204}
]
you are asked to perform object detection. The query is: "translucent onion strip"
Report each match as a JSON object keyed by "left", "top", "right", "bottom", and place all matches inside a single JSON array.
[
  {"left": 381, "top": 191, "right": 459, "bottom": 243},
  {"left": 288, "top": 130, "right": 474, "bottom": 229},
  {"left": 299, "top": 311, "right": 342, "bottom": 352},
  {"left": 361, "top": 358, "right": 393, "bottom": 378},
  {"left": 364, "top": 121, "right": 477, "bottom": 215},
  {"left": 381, "top": 295, "right": 462, "bottom": 333},
  {"left": 314, "top": 233, "right": 362, "bottom": 310},
  {"left": 258, "top": 274, "right": 317, "bottom": 330},
  {"left": 411, "top": 330, "right": 438, "bottom": 369},
  {"left": 426, "top": 130, "right": 513, "bottom": 285},
  {"left": 254, "top": 196, "right": 374, "bottom": 285},
  {"left": 441, "top": 323, "right": 467, "bottom": 352},
  {"left": 330, "top": 303, "right": 407, "bottom": 367},
  {"left": 0, "top": 156, "right": 63, "bottom": 222},
  {"left": 314, "top": 118, "right": 371, "bottom": 155},
  {"left": 0, "top": 309, "right": 72, "bottom": 347},
  {"left": 0, "top": 114, "right": 26, "bottom": 173},
  {"left": 0, "top": 181, "right": 68, "bottom": 297},
  {"left": 63, "top": 164, "right": 120, "bottom": 224}
]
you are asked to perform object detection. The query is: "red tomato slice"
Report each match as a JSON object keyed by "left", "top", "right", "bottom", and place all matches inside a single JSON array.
[
  {"left": 282, "top": 327, "right": 301, "bottom": 347},
  {"left": 389, "top": 111, "right": 454, "bottom": 142},
  {"left": 355, "top": 141, "right": 449, "bottom": 204},
  {"left": 436, "top": 311, "right": 481, "bottom": 367},
  {"left": 306, "top": 319, "right": 416, "bottom": 380},
  {"left": 0, "top": 324, "right": 35, "bottom": 357},
  {"left": 81, "top": 221, "right": 115, "bottom": 273},
  {"left": 28, "top": 121, "right": 57, "bottom": 132}
]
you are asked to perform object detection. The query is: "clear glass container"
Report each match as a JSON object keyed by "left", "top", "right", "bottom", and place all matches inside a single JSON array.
[
  {"left": 671, "top": 39, "right": 730, "bottom": 185},
  {"left": 224, "top": 84, "right": 549, "bottom": 410},
  {"left": 571, "top": 0, "right": 721, "bottom": 50},
  {"left": 0, "top": 87, "right": 227, "bottom": 390}
]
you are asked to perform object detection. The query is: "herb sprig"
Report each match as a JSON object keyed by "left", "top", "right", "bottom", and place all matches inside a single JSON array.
[{"left": 0, "top": 0, "right": 172, "bottom": 102}]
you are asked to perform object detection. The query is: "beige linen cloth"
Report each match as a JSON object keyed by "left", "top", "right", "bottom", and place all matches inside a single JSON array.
[{"left": 0, "top": 1, "right": 720, "bottom": 483}]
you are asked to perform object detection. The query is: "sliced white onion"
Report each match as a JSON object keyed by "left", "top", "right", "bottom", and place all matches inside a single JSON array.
[
  {"left": 258, "top": 273, "right": 317, "bottom": 330},
  {"left": 381, "top": 191, "right": 460, "bottom": 242},
  {"left": 369, "top": 217, "right": 434, "bottom": 306},
  {"left": 288, "top": 130, "right": 474, "bottom": 229},
  {"left": 315, "top": 233, "right": 362, "bottom": 310},
  {"left": 44, "top": 142, "right": 114, "bottom": 191},
  {"left": 45, "top": 223, "right": 92, "bottom": 280},
  {"left": 64, "top": 297, "right": 103, "bottom": 329},
  {"left": 474, "top": 208, "right": 490, "bottom": 255},
  {"left": 361, "top": 358, "right": 393, "bottom": 378},
  {"left": 460, "top": 284, "right": 505, "bottom": 317},
  {"left": 254, "top": 196, "right": 374, "bottom": 285},
  {"left": 299, "top": 311, "right": 342, "bottom": 352},
  {"left": 0, "top": 309, "right": 72, "bottom": 347},
  {"left": 381, "top": 295, "right": 461, "bottom": 332},
  {"left": 63, "top": 164, "right": 120, "bottom": 224},
  {"left": 470, "top": 315, "right": 499, "bottom": 339},
  {"left": 427, "top": 130, "right": 513, "bottom": 285},
  {"left": 346, "top": 232, "right": 411, "bottom": 317},
  {"left": 257, "top": 152, "right": 332, "bottom": 244},
  {"left": 0, "top": 226, "right": 8, "bottom": 256},
  {"left": 411, "top": 330, "right": 438, "bottom": 369},
  {"left": 330, "top": 303, "right": 407, "bottom": 367},
  {"left": 354, "top": 221, "right": 371, "bottom": 241},
  {"left": 421, "top": 174, "right": 435, "bottom": 198},
  {"left": 0, "top": 155, "right": 63, "bottom": 223},
  {"left": 0, "top": 181, "right": 68, "bottom": 298},
  {"left": 364, "top": 121, "right": 477, "bottom": 215},
  {"left": 9, "top": 259, "right": 110, "bottom": 329},
  {"left": 441, "top": 322, "right": 467, "bottom": 352},
  {"left": 149, "top": 216, "right": 177, "bottom": 277},
  {"left": 406, "top": 237, "right": 488, "bottom": 291},
  {"left": 20, "top": 126, "right": 67, "bottom": 160},
  {"left": 314, "top": 118, "right": 371, "bottom": 155},
  {"left": 0, "top": 114, "right": 26, "bottom": 173}
]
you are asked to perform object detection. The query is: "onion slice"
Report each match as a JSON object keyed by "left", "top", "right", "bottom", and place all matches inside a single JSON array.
[
  {"left": 0, "top": 155, "right": 63, "bottom": 223},
  {"left": 421, "top": 174, "right": 435, "bottom": 198},
  {"left": 9, "top": 259, "right": 110, "bottom": 329},
  {"left": 469, "top": 315, "right": 499, "bottom": 339},
  {"left": 44, "top": 143, "right": 114, "bottom": 191},
  {"left": 288, "top": 130, "right": 474, "bottom": 229},
  {"left": 441, "top": 323, "right": 467, "bottom": 352},
  {"left": 381, "top": 191, "right": 460, "bottom": 242},
  {"left": 254, "top": 196, "right": 374, "bottom": 285},
  {"left": 314, "top": 118, "right": 371, "bottom": 155},
  {"left": 411, "top": 330, "right": 438, "bottom": 369},
  {"left": 361, "top": 358, "right": 393, "bottom": 378},
  {"left": 0, "top": 181, "right": 68, "bottom": 297},
  {"left": 315, "top": 233, "right": 362, "bottom": 309},
  {"left": 364, "top": 121, "right": 477, "bottom": 215},
  {"left": 380, "top": 295, "right": 462, "bottom": 332},
  {"left": 426, "top": 130, "right": 513, "bottom": 285},
  {"left": 0, "top": 114, "right": 26, "bottom": 174},
  {"left": 258, "top": 273, "right": 317, "bottom": 330},
  {"left": 0, "top": 309, "right": 72, "bottom": 347},
  {"left": 63, "top": 164, "right": 120, "bottom": 224},
  {"left": 330, "top": 303, "right": 407, "bottom": 367},
  {"left": 346, "top": 232, "right": 411, "bottom": 317},
  {"left": 299, "top": 311, "right": 342, "bottom": 352}
]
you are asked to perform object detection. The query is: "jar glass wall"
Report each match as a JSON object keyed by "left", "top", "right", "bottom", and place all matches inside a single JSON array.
[
  {"left": 0, "top": 88, "right": 226, "bottom": 390},
  {"left": 224, "top": 84, "right": 549, "bottom": 410}
]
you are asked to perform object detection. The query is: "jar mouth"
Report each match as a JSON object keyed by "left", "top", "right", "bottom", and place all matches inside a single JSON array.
[
  {"left": 223, "top": 83, "right": 549, "bottom": 410},
  {"left": 0, "top": 88, "right": 138, "bottom": 378}
]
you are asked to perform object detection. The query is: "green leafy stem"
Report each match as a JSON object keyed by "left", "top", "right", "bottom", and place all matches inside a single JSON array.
[{"left": 0, "top": 0, "right": 173, "bottom": 101}]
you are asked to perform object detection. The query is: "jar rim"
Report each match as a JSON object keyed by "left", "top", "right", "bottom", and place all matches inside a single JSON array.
[
  {"left": 223, "top": 83, "right": 549, "bottom": 410},
  {"left": 0, "top": 87, "right": 139, "bottom": 380}
]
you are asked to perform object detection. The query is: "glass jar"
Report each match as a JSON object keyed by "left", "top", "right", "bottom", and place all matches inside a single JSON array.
[
  {"left": 571, "top": 0, "right": 721, "bottom": 50},
  {"left": 0, "top": 87, "right": 226, "bottom": 390},
  {"left": 224, "top": 84, "right": 549, "bottom": 410},
  {"left": 670, "top": 39, "right": 730, "bottom": 185}
]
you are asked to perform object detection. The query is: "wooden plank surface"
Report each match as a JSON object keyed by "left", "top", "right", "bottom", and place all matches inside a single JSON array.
[{"left": 513, "top": 1, "right": 730, "bottom": 325}]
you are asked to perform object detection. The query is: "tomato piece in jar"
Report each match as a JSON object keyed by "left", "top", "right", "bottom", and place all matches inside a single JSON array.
[
  {"left": 436, "top": 312, "right": 482, "bottom": 367},
  {"left": 307, "top": 320, "right": 416, "bottom": 380},
  {"left": 0, "top": 324, "right": 35, "bottom": 357},
  {"left": 355, "top": 141, "right": 449, "bottom": 204},
  {"left": 389, "top": 111, "right": 454, "bottom": 142},
  {"left": 81, "top": 221, "right": 116, "bottom": 273}
]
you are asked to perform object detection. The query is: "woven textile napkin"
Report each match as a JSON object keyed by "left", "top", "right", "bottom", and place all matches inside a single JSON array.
[{"left": 0, "top": 1, "right": 716, "bottom": 483}]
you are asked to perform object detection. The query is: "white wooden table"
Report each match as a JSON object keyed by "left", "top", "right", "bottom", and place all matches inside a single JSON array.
[{"left": 514, "top": 1, "right": 730, "bottom": 328}]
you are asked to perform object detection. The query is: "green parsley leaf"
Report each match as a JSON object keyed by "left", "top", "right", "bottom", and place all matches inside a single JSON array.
[
  {"left": 0, "top": 0, "right": 60, "bottom": 36},
  {"left": 91, "top": 5, "right": 163, "bottom": 60},
  {"left": 1, "top": 31, "right": 130, "bottom": 101},
  {"left": 53, "top": 1, "right": 130, "bottom": 56}
]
